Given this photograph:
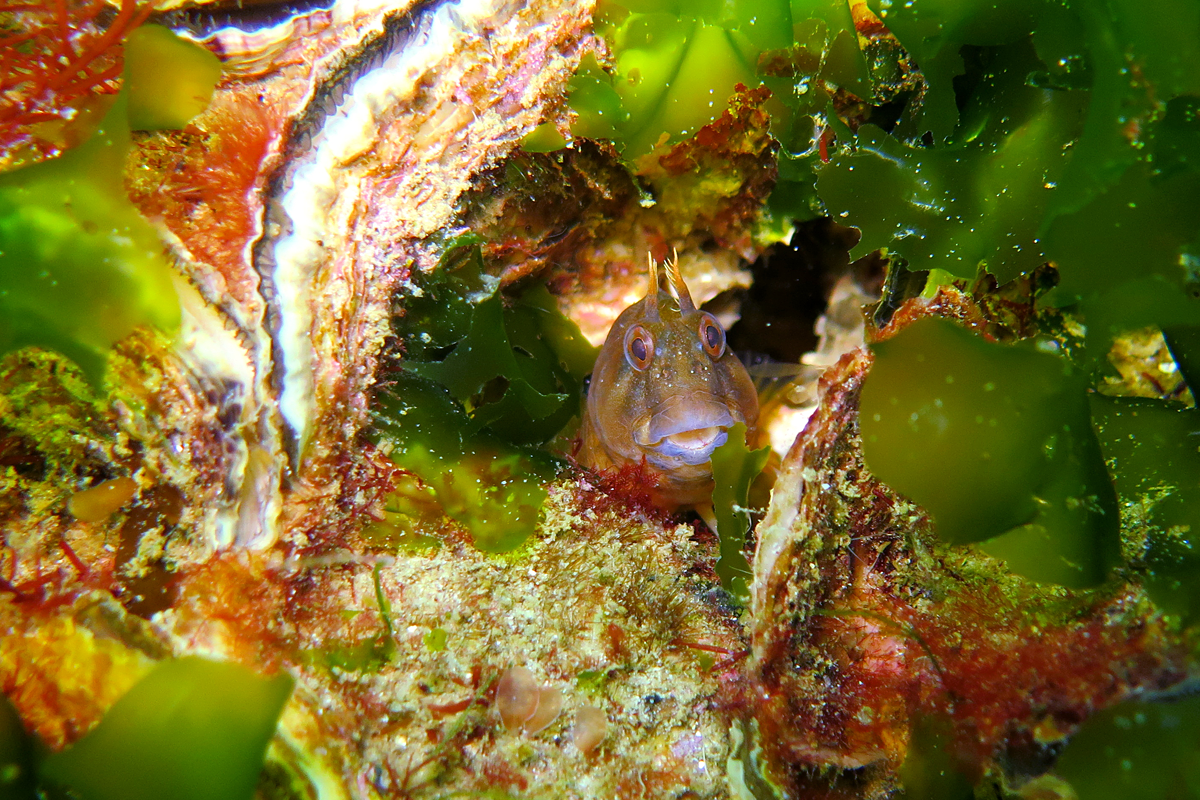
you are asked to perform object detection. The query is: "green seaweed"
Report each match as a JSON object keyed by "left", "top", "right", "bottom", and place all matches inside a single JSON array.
[
  {"left": 575, "top": 670, "right": 608, "bottom": 695},
  {"left": 378, "top": 243, "right": 598, "bottom": 552},
  {"left": 520, "top": 123, "right": 568, "bottom": 153},
  {"left": 1055, "top": 693, "right": 1200, "bottom": 800},
  {"left": 566, "top": 0, "right": 869, "bottom": 160},
  {"left": 40, "top": 657, "right": 292, "bottom": 800},
  {"left": 861, "top": 317, "right": 1117, "bottom": 587},
  {"left": 815, "top": 0, "right": 1200, "bottom": 352},
  {"left": 711, "top": 421, "right": 770, "bottom": 602},
  {"left": 1090, "top": 395, "right": 1200, "bottom": 624},
  {"left": 817, "top": 42, "right": 1090, "bottom": 283},
  {"left": 896, "top": 715, "right": 973, "bottom": 800},
  {"left": 0, "top": 693, "right": 36, "bottom": 800},
  {"left": 374, "top": 372, "right": 560, "bottom": 552},
  {"left": 406, "top": 291, "right": 569, "bottom": 442},
  {"left": 424, "top": 627, "right": 449, "bottom": 652},
  {"left": 0, "top": 24, "right": 223, "bottom": 385},
  {"left": 124, "top": 25, "right": 222, "bottom": 132},
  {"left": 0, "top": 92, "right": 179, "bottom": 383},
  {"left": 869, "top": 0, "right": 1046, "bottom": 142},
  {"left": 297, "top": 564, "right": 398, "bottom": 672},
  {"left": 398, "top": 246, "right": 594, "bottom": 446},
  {"left": 566, "top": 53, "right": 629, "bottom": 142}
]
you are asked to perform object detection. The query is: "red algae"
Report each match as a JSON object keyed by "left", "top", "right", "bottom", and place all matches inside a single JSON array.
[
  {"left": 127, "top": 91, "right": 284, "bottom": 308},
  {"left": 0, "top": 0, "right": 153, "bottom": 165},
  {"left": 575, "top": 462, "right": 668, "bottom": 523},
  {"left": 909, "top": 585, "right": 1187, "bottom": 766},
  {"left": 650, "top": 84, "right": 778, "bottom": 252}
]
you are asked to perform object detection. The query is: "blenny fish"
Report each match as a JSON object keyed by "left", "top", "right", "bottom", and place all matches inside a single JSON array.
[{"left": 580, "top": 256, "right": 759, "bottom": 511}]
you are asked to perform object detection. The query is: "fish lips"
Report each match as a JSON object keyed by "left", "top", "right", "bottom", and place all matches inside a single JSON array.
[{"left": 632, "top": 394, "right": 743, "bottom": 466}]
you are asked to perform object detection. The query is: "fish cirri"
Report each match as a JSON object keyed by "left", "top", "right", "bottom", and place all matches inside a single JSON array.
[{"left": 580, "top": 256, "right": 759, "bottom": 511}]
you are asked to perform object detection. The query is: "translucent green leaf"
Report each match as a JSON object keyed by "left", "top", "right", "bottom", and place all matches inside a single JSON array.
[
  {"left": 861, "top": 317, "right": 1117, "bottom": 586},
  {"left": 0, "top": 93, "right": 180, "bottom": 383},
  {"left": 520, "top": 122, "right": 568, "bottom": 153},
  {"left": 617, "top": 20, "right": 760, "bottom": 157},
  {"left": 0, "top": 693, "right": 36, "bottom": 800},
  {"left": 611, "top": 13, "right": 695, "bottom": 148},
  {"left": 732, "top": 0, "right": 793, "bottom": 55},
  {"left": 373, "top": 373, "right": 558, "bottom": 552},
  {"left": 1090, "top": 395, "right": 1200, "bottom": 624},
  {"left": 124, "top": 25, "right": 222, "bottom": 132},
  {"left": 816, "top": 43, "right": 1089, "bottom": 282},
  {"left": 868, "top": 0, "right": 1045, "bottom": 141},
  {"left": 1056, "top": 694, "right": 1200, "bottom": 800},
  {"left": 794, "top": 0, "right": 870, "bottom": 98},
  {"left": 567, "top": 54, "right": 628, "bottom": 142},
  {"left": 1047, "top": 0, "right": 1200, "bottom": 219},
  {"left": 424, "top": 627, "right": 449, "bottom": 652},
  {"left": 1046, "top": 163, "right": 1200, "bottom": 300},
  {"left": 711, "top": 422, "right": 770, "bottom": 602},
  {"left": 1152, "top": 96, "right": 1200, "bottom": 181},
  {"left": 897, "top": 716, "right": 974, "bottom": 800},
  {"left": 41, "top": 657, "right": 292, "bottom": 800}
]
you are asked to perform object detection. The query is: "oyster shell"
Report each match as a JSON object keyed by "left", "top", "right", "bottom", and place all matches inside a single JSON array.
[
  {"left": 2, "top": 2, "right": 1198, "bottom": 799},
  {"left": 749, "top": 288, "right": 1193, "bottom": 794},
  {"left": 131, "top": 0, "right": 597, "bottom": 551}
]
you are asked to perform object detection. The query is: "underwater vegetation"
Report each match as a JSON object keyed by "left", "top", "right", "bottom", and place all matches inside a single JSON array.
[{"left": 0, "top": 0, "right": 1199, "bottom": 798}]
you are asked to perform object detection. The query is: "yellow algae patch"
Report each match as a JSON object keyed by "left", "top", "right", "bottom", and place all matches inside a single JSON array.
[
  {"left": 0, "top": 611, "right": 154, "bottom": 749},
  {"left": 124, "top": 25, "right": 222, "bottom": 132}
]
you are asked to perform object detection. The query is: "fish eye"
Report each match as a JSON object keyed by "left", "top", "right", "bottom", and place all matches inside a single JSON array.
[
  {"left": 699, "top": 314, "right": 725, "bottom": 358},
  {"left": 624, "top": 325, "right": 654, "bottom": 371}
]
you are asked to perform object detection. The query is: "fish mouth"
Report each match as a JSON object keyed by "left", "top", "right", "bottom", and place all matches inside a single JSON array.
[{"left": 633, "top": 394, "right": 742, "bottom": 466}]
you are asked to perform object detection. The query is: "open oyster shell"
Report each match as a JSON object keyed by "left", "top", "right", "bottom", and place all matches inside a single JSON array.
[{"left": 2, "top": 2, "right": 1198, "bottom": 799}]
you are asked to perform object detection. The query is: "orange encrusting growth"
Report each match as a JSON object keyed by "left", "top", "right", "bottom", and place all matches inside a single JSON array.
[{"left": 127, "top": 92, "right": 284, "bottom": 306}]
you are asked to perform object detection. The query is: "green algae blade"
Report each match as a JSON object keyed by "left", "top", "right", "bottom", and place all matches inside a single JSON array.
[
  {"left": 868, "top": 0, "right": 1045, "bottom": 141},
  {"left": 1090, "top": 395, "right": 1200, "bottom": 624},
  {"left": 41, "top": 657, "right": 292, "bottom": 800},
  {"left": 0, "top": 693, "right": 36, "bottom": 800},
  {"left": 373, "top": 373, "right": 559, "bottom": 553},
  {"left": 0, "top": 92, "right": 180, "bottom": 385},
  {"left": 568, "top": 0, "right": 868, "bottom": 162},
  {"left": 711, "top": 422, "right": 770, "bottom": 602},
  {"left": 124, "top": 25, "right": 223, "bottom": 132},
  {"left": 861, "top": 318, "right": 1117, "bottom": 586},
  {"left": 0, "top": 25, "right": 222, "bottom": 385},
  {"left": 398, "top": 246, "right": 593, "bottom": 448},
  {"left": 1056, "top": 693, "right": 1200, "bottom": 800},
  {"left": 816, "top": 42, "right": 1088, "bottom": 282}
]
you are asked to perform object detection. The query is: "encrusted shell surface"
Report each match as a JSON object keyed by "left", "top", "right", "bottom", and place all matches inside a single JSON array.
[
  {"left": 127, "top": 0, "right": 597, "bottom": 552},
  {"left": 748, "top": 289, "right": 1192, "bottom": 795},
  {"left": 3, "top": 2, "right": 1198, "bottom": 799}
]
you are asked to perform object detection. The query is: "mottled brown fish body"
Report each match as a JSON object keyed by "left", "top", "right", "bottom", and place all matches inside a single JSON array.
[{"left": 579, "top": 258, "right": 758, "bottom": 511}]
